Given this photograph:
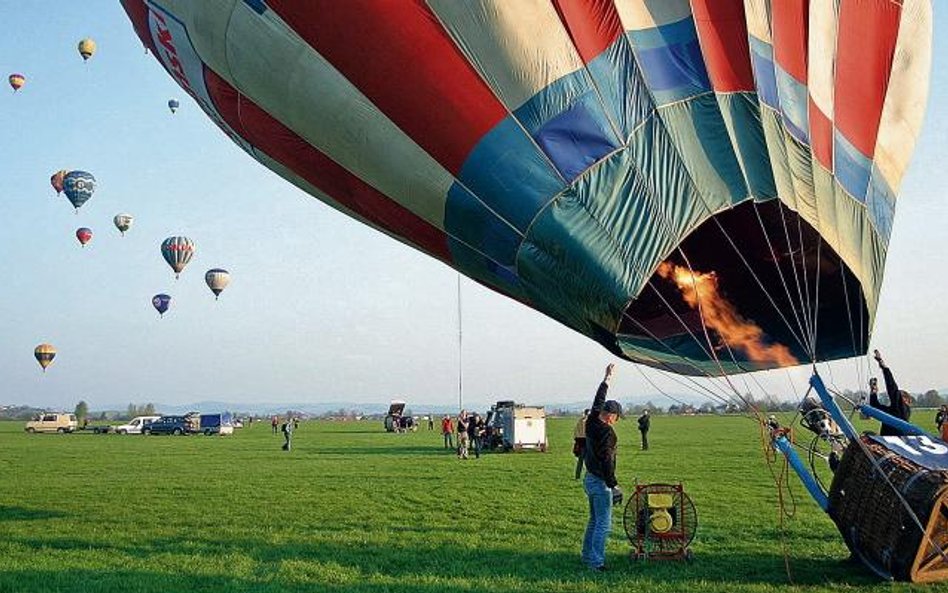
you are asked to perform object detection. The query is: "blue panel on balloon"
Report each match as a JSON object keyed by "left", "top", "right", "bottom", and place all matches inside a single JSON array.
[
  {"left": 457, "top": 117, "right": 564, "bottom": 232},
  {"left": 749, "top": 37, "right": 779, "bottom": 111},
  {"left": 775, "top": 67, "right": 809, "bottom": 145},
  {"left": 628, "top": 17, "right": 710, "bottom": 105},
  {"left": 834, "top": 132, "right": 872, "bottom": 203},
  {"left": 533, "top": 100, "right": 618, "bottom": 182},
  {"left": 445, "top": 183, "right": 522, "bottom": 267}
]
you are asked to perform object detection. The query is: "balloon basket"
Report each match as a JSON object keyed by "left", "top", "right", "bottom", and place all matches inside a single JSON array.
[{"left": 828, "top": 438, "right": 948, "bottom": 582}]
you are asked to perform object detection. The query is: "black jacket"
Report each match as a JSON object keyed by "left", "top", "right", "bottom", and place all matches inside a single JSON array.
[
  {"left": 584, "top": 381, "right": 618, "bottom": 487},
  {"left": 638, "top": 414, "right": 650, "bottom": 432},
  {"left": 869, "top": 366, "right": 911, "bottom": 437}
]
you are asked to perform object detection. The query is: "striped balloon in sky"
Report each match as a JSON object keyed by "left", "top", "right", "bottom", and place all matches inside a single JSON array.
[
  {"left": 63, "top": 170, "right": 97, "bottom": 212},
  {"left": 160, "top": 236, "right": 195, "bottom": 279},
  {"left": 205, "top": 268, "right": 231, "bottom": 300},
  {"left": 122, "top": 0, "right": 932, "bottom": 376},
  {"left": 34, "top": 344, "right": 56, "bottom": 372}
]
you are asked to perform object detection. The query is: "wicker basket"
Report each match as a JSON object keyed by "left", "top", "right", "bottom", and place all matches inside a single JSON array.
[{"left": 828, "top": 437, "right": 948, "bottom": 582}]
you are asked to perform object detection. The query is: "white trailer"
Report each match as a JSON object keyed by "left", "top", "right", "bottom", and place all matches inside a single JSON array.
[{"left": 491, "top": 402, "right": 547, "bottom": 452}]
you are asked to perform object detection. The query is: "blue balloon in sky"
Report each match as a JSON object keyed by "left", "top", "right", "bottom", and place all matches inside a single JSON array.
[
  {"left": 152, "top": 293, "right": 172, "bottom": 318},
  {"left": 62, "top": 170, "right": 96, "bottom": 211}
]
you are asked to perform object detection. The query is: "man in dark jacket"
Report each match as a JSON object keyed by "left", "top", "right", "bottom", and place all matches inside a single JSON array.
[
  {"left": 637, "top": 410, "right": 650, "bottom": 450},
  {"left": 869, "top": 349, "right": 912, "bottom": 437},
  {"left": 581, "top": 363, "right": 622, "bottom": 572}
]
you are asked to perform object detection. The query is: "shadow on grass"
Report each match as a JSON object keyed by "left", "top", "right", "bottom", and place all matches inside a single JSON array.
[
  {"left": 309, "top": 446, "right": 450, "bottom": 457},
  {"left": 3, "top": 532, "right": 876, "bottom": 591},
  {"left": 0, "top": 506, "right": 64, "bottom": 522}
]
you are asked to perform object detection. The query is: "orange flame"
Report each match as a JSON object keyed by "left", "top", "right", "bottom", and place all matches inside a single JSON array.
[{"left": 656, "top": 262, "right": 798, "bottom": 367}]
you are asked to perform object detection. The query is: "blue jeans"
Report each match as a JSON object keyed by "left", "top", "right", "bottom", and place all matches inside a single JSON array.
[{"left": 582, "top": 473, "right": 612, "bottom": 568}]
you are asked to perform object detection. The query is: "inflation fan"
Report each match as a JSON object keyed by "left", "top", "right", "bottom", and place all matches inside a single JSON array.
[{"left": 623, "top": 482, "right": 697, "bottom": 561}]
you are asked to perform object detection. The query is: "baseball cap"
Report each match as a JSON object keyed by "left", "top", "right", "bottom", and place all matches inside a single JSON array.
[{"left": 603, "top": 400, "right": 623, "bottom": 417}]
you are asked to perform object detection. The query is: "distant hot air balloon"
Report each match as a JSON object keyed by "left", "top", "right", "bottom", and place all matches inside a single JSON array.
[
  {"left": 113, "top": 213, "right": 133, "bottom": 236},
  {"left": 50, "top": 170, "right": 67, "bottom": 195},
  {"left": 34, "top": 344, "right": 56, "bottom": 372},
  {"left": 205, "top": 269, "right": 230, "bottom": 300},
  {"left": 78, "top": 38, "right": 96, "bottom": 61},
  {"left": 8, "top": 73, "right": 25, "bottom": 92},
  {"left": 62, "top": 170, "right": 96, "bottom": 212},
  {"left": 76, "top": 227, "right": 93, "bottom": 247},
  {"left": 168, "top": 99, "right": 180, "bottom": 114},
  {"left": 161, "top": 236, "right": 195, "bottom": 279},
  {"left": 152, "top": 293, "right": 172, "bottom": 318}
]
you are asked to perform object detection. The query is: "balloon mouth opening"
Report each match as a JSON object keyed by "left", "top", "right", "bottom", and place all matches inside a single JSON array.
[{"left": 619, "top": 200, "right": 870, "bottom": 377}]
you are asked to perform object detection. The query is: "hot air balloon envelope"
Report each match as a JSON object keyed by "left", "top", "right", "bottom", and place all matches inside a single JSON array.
[
  {"left": 62, "top": 170, "right": 96, "bottom": 211},
  {"left": 50, "top": 170, "right": 67, "bottom": 195},
  {"left": 123, "top": 1, "right": 934, "bottom": 376},
  {"left": 205, "top": 268, "right": 231, "bottom": 299},
  {"left": 160, "top": 236, "right": 195, "bottom": 278},
  {"left": 113, "top": 213, "right": 134, "bottom": 236},
  {"left": 78, "top": 38, "right": 97, "bottom": 61},
  {"left": 76, "top": 227, "right": 93, "bottom": 246},
  {"left": 34, "top": 343, "right": 56, "bottom": 371},
  {"left": 8, "top": 73, "right": 25, "bottom": 92},
  {"left": 152, "top": 293, "right": 172, "bottom": 317},
  {"left": 168, "top": 99, "right": 180, "bottom": 113}
]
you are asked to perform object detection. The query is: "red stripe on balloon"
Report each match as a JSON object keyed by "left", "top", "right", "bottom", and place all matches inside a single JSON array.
[
  {"left": 120, "top": 0, "right": 160, "bottom": 55},
  {"left": 808, "top": 98, "right": 833, "bottom": 170},
  {"left": 265, "top": 0, "right": 506, "bottom": 176},
  {"left": 834, "top": 0, "right": 902, "bottom": 158},
  {"left": 691, "top": 0, "right": 755, "bottom": 92},
  {"left": 202, "top": 68, "right": 452, "bottom": 263},
  {"left": 771, "top": 0, "right": 808, "bottom": 84},
  {"left": 550, "top": 0, "right": 623, "bottom": 64}
]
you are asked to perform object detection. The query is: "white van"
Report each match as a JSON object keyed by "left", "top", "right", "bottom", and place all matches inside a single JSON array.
[
  {"left": 114, "top": 415, "right": 161, "bottom": 435},
  {"left": 25, "top": 413, "right": 78, "bottom": 434}
]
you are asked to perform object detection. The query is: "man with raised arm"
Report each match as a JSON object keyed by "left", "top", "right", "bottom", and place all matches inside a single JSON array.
[
  {"left": 581, "top": 363, "right": 623, "bottom": 572},
  {"left": 869, "top": 349, "right": 912, "bottom": 437}
]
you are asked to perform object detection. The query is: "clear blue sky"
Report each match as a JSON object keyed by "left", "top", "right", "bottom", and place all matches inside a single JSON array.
[{"left": 1, "top": 4, "right": 945, "bottom": 411}]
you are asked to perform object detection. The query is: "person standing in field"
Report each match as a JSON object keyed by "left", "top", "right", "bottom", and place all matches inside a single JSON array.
[
  {"left": 441, "top": 415, "right": 454, "bottom": 450},
  {"left": 868, "top": 349, "right": 912, "bottom": 437},
  {"left": 581, "top": 363, "right": 623, "bottom": 572},
  {"left": 457, "top": 410, "right": 470, "bottom": 459},
  {"left": 637, "top": 410, "right": 650, "bottom": 451},
  {"left": 469, "top": 413, "right": 485, "bottom": 459},
  {"left": 936, "top": 405, "right": 948, "bottom": 442},
  {"left": 282, "top": 418, "right": 293, "bottom": 451},
  {"left": 271, "top": 415, "right": 279, "bottom": 435},
  {"left": 573, "top": 409, "right": 589, "bottom": 479},
  {"left": 427, "top": 415, "right": 434, "bottom": 431}
]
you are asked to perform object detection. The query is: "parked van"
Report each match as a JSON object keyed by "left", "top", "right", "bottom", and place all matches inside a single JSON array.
[
  {"left": 114, "top": 415, "right": 160, "bottom": 435},
  {"left": 25, "top": 413, "right": 78, "bottom": 434}
]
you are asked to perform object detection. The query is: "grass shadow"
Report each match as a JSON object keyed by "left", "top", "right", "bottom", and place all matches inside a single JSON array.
[
  {"left": 0, "top": 506, "right": 64, "bottom": 522},
  {"left": 3, "top": 532, "right": 876, "bottom": 590}
]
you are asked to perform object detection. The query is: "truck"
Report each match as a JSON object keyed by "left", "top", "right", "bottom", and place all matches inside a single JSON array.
[
  {"left": 24, "top": 413, "right": 78, "bottom": 434},
  {"left": 198, "top": 413, "right": 234, "bottom": 436},
  {"left": 384, "top": 401, "right": 406, "bottom": 432},
  {"left": 486, "top": 401, "right": 548, "bottom": 452}
]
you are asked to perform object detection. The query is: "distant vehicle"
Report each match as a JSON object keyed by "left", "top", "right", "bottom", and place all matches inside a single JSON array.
[
  {"left": 198, "top": 413, "right": 234, "bottom": 436},
  {"left": 384, "top": 400, "right": 406, "bottom": 432},
  {"left": 486, "top": 401, "right": 548, "bottom": 452},
  {"left": 114, "top": 415, "right": 160, "bottom": 435},
  {"left": 143, "top": 415, "right": 196, "bottom": 436},
  {"left": 25, "top": 413, "right": 77, "bottom": 434}
]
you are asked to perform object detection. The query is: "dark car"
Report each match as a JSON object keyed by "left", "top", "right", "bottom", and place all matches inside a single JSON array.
[{"left": 143, "top": 415, "right": 193, "bottom": 436}]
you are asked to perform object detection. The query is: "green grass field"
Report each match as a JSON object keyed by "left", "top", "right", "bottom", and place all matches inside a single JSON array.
[{"left": 0, "top": 415, "right": 939, "bottom": 592}]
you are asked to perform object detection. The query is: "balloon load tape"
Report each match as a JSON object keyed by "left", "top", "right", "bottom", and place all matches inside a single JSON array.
[{"left": 828, "top": 438, "right": 948, "bottom": 582}]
